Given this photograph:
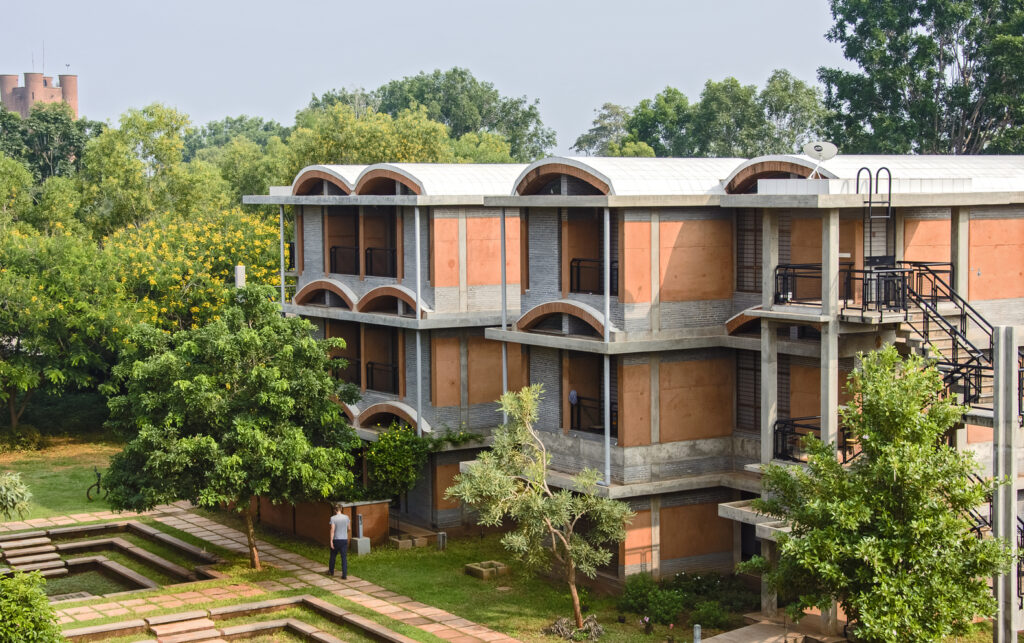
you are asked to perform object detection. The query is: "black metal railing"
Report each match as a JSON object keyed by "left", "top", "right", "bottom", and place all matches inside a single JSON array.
[
  {"left": 329, "top": 245, "right": 359, "bottom": 275},
  {"left": 330, "top": 357, "right": 360, "bottom": 385},
  {"left": 773, "top": 416, "right": 859, "bottom": 464},
  {"left": 774, "top": 263, "right": 855, "bottom": 305},
  {"left": 840, "top": 267, "right": 911, "bottom": 315},
  {"left": 365, "top": 247, "right": 398, "bottom": 278},
  {"left": 286, "top": 242, "right": 295, "bottom": 271},
  {"left": 898, "top": 261, "right": 954, "bottom": 303},
  {"left": 569, "top": 258, "right": 619, "bottom": 296},
  {"left": 365, "top": 361, "right": 398, "bottom": 394},
  {"left": 570, "top": 396, "right": 618, "bottom": 438}
]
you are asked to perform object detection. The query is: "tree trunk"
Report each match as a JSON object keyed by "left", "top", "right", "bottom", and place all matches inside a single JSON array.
[
  {"left": 243, "top": 501, "right": 261, "bottom": 571},
  {"left": 567, "top": 563, "right": 583, "bottom": 629}
]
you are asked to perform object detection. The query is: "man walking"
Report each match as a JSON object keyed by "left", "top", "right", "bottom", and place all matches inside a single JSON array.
[{"left": 328, "top": 503, "right": 350, "bottom": 579}]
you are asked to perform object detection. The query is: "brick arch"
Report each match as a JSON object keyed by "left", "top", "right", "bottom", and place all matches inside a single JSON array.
[
  {"left": 516, "top": 300, "right": 606, "bottom": 337},
  {"left": 357, "top": 285, "right": 430, "bottom": 317},
  {"left": 339, "top": 402, "right": 358, "bottom": 423},
  {"left": 354, "top": 168, "right": 423, "bottom": 195},
  {"left": 725, "top": 311, "right": 759, "bottom": 335},
  {"left": 725, "top": 160, "right": 817, "bottom": 194},
  {"left": 514, "top": 162, "right": 611, "bottom": 196},
  {"left": 293, "top": 279, "right": 357, "bottom": 309},
  {"left": 292, "top": 169, "right": 352, "bottom": 195},
  {"left": 358, "top": 402, "right": 431, "bottom": 432}
]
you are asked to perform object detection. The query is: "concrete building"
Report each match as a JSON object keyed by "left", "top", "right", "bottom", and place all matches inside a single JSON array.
[
  {"left": 0, "top": 72, "right": 78, "bottom": 118},
  {"left": 246, "top": 155, "right": 1024, "bottom": 608}
]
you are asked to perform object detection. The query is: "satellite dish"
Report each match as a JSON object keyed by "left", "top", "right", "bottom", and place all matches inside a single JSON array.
[
  {"left": 803, "top": 141, "right": 838, "bottom": 162},
  {"left": 802, "top": 141, "right": 838, "bottom": 179}
]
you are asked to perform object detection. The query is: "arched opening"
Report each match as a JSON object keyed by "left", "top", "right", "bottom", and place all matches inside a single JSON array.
[
  {"left": 517, "top": 301, "right": 606, "bottom": 338},
  {"left": 292, "top": 170, "right": 352, "bottom": 196},
  {"left": 293, "top": 280, "right": 356, "bottom": 309},
  {"left": 724, "top": 160, "right": 816, "bottom": 194},
  {"left": 357, "top": 402, "right": 427, "bottom": 431},
  {"left": 357, "top": 286, "right": 426, "bottom": 318},
  {"left": 515, "top": 162, "right": 610, "bottom": 196},
  {"left": 355, "top": 169, "right": 422, "bottom": 196}
]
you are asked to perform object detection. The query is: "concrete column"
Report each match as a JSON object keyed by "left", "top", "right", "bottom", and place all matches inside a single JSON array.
[
  {"left": 650, "top": 496, "right": 661, "bottom": 581},
  {"left": 278, "top": 205, "right": 286, "bottom": 304},
  {"left": 603, "top": 207, "right": 611, "bottom": 486},
  {"left": 414, "top": 206, "right": 423, "bottom": 437},
  {"left": 761, "top": 320, "right": 778, "bottom": 464},
  {"left": 821, "top": 209, "right": 840, "bottom": 447},
  {"left": 761, "top": 540, "right": 778, "bottom": 617},
  {"left": 762, "top": 210, "right": 779, "bottom": 310},
  {"left": 650, "top": 211, "right": 661, "bottom": 331},
  {"left": 951, "top": 206, "right": 970, "bottom": 297},
  {"left": 500, "top": 208, "right": 508, "bottom": 424},
  {"left": 993, "top": 326, "right": 1020, "bottom": 642},
  {"left": 894, "top": 209, "right": 905, "bottom": 264}
]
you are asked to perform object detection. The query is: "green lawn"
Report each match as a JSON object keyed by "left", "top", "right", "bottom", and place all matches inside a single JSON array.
[{"left": 0, "top": 437, "right": 122, "bottom": 520}]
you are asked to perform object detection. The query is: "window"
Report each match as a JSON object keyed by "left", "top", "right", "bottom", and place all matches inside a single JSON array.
[{"left": 736, "top": 210, "right": 762, "bottom": 293}]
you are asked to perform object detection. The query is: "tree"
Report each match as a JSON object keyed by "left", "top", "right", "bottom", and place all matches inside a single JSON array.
[
  {"left": 183, "top": 114, "right": 291, "bottom": 161},
  {"left": 689, "top": 77, "right": 771, "bottom": 157},
  {"left": 819, "top": 0, "right": 1024, "bottom": 154},
  {"left": 103, "top": 207, "right": 281, "bottom": 331},
  {"left": 103, "top": 285, "right": 360, "bottom": 569},
  {"left": 0, "top": 571, "right": 62, "bottom": 643},
  {"left": 0, "top": 227, "right": 131, "bottom": 431},
  {"left": 758, "top": 69, "right": 826, "bottom": 154},
  {"left": 314, "top": 68, "right": 556, "bottom": 161},
  {"left": 0, "top": 153, "right": 33, "bottom": 224},
  {"left": 572, "top": 103, "right": 631, "bottom": 156},
  {"left": 196, "top": 136, "right": 291, "bottom": 209},
  {"left": 446, "top": 385, "right": 634, "bottom": 629},
  {"left": 0, "top": 107, "right": 27, "bottom": 163},
  {"left": 624, "top": 87, "right": 692, "bottom": 157},
  {"left": 21, "top": 103, "right": 98, "bottom": 180},
  {"left": 741, "top": 346, "right": 1013, "bottom": 642},
  {"left": 0, "top": 471, "right": 31, "bottom": 520},
  {"left": 449, "top": 131, "right": 514, "bottom": 163},
  {"left": 364, "top": 422, "right": 431, "bottom": 500}
]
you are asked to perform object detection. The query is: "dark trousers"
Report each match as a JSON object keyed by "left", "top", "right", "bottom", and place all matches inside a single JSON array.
[{"left": 328, "top": 539, "right": 348, "bottom": 577}]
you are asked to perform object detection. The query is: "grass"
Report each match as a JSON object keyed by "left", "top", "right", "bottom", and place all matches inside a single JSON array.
[
  {"left": 44, "top": 569, "right": 134, "bottom": 597},
  {"left": 0, "top": 436, "right": 122, "bottom": 519}
]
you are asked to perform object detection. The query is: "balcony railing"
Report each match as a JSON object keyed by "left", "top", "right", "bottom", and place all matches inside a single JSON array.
[
  {"left": 773, "top": 416, "right": 859, "bottom": 464},
  {"left": 774, "top": 262, "right": 854, "bottom": 306},
  {"left": 365, "top": 247, "right": 398, "bottom": 278},
  {"left": 330, "top": 357, "right": 360, "bottom": 385},
  {"left": 570, "top": 395, "right": 618, "bottom": 438},
  {"left": 774, "top": 263, "right": 915, "bottom": 315},
  {"left": 365, "top": 361, "right": 399, "bottom": 394},
  {"left": 569, "top": 258, "right": 618, "bottom": 296},
  {"left": 286, "top": 242, "right": 295, "bottom": 271},
  {"left": 329, "top": 246, "right": 359, "bottom": 275}
]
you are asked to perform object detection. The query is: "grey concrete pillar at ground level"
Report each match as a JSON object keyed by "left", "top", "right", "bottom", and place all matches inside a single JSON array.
[
  {"left": 761, "top": 320, "right": 778, "bottom": 464},
  {"left": 951, "top": 206, "right": 970, "bottom": 297},
  {"left": 760, "top": 540, "right": 777, "bottom": 617},
  {"left": 993, "top": 326, "right": 1020, "bottom": 643}
]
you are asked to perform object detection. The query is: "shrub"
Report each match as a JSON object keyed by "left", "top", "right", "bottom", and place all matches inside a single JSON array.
[
  {"left": 647, "top": 588, "right": 685, "bottom": 625},
  {"left": 618, "top": 573, "right": 657, "bottom": 613},
  {"left": 0, "top": 423, "right": 45, "bottom": 452},
  {"left": 690, "top": 600, "right": 729, "bottom": 630},
  {"left": 0, "top": 571, "right": 62, "bottom": 642}
]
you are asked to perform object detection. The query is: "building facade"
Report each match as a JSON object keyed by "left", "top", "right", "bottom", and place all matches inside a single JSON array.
[
  {"left": 247, "top": 154, "right": 1024, "bottom": 601},
  {"left": 0, "top": 72, "right": 78, "bottom": 118}
]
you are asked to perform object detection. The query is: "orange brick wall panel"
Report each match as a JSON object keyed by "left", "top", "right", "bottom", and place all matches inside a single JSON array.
[
  {"left": 622, "top": 221, "right": 652, "bottom": 304},
  {"left": 431, "top": 336, "right": 461, "bottom": 407},
  {"left": 354, "top": 502, "right": 390, "bottom": 546},
  {"left": 659, "top": 220, "right": 733, "bottom": 302},
  {"left": 433, "top": 218, "right": 460, "bottom": 287},
  {"left": 259, "top": 497, "right": 293, "bottom": 534},
  {"left": 619, "top": 363, "right": 651, "bottom": 447},
  {"left": 970, "top": 219, "right": 1024, "bottom": 300},
  {"left": 434, "top": 463, "right": 462, "bottom": 511},
  {"left": 295, "top": 501, "right": 334, "bottom": 546},
  {"left": 903, "top": 219, "right": 950, "bottom": 264},
  {"left": 658, "top": 358, "right": 734, "bottom": 442},
  {"left": 660, "top": 503, "right": 733, "bottom": 560},
  {"left": 789, "top": 364, "right": 821, "bottom": 419},
  {"left": 467, "top": 336, "right": 505, "bottom": 405},
  {"left": 363, "top": 214, "right": 390, "bottom": 251},
  {"left": 967, "top": 424, "right": 993, "bottom": 443},
  {"left": 465, "top": 216, "right": 520, "bottom": 286},
  {"left": 624, "top": 509, "right": 652, "bottom": 568}
]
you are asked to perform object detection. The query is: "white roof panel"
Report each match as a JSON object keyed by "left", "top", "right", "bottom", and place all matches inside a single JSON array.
[{"left": 361, "top": 163, "right": 528, "bottom": 196}]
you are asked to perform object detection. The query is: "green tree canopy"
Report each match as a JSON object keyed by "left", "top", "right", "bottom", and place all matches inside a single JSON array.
[
  {"left": 311, "top": 68, "right": 556, "bottom": 161},
  {"left": 741, "top": 346, "right": 1012, "bottom": 642},
  {"left": 103, "top": 285, "right": 359, "bottom": 568},
  {"left": 446, "top": 384, "right": 634, "bottom": 628},
  {"left": 819, "top": 0, "right": 1024, "bottom": 153},
  {"left": 0, "top": 571, "right": 62, "bottom": 643},
  {"left": 183, "top": 114, "right": 291, "bottom": 161},
  {"left": 571, "top": 103, "right": 632, "bottom": 156},
  {"left": 0, "top": 226, "right": 132, "bottom": 431}
]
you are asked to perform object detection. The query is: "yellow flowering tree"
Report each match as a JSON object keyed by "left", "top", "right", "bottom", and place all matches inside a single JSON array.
[{"left": 104, "top": 208, "right": 281, "bottom": 331}]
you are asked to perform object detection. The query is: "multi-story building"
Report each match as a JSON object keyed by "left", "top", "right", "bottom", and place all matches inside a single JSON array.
[
  {"left": 247, "top": 155, "right": 1024, "bottom": 602},
  {"left": 0, "top": 72, "right": 78, "bottom": 118}
]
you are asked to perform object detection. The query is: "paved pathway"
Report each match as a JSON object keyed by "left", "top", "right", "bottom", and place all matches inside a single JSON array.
[{"left": 2, "top": 506, "right": 520, "bottom": 643}]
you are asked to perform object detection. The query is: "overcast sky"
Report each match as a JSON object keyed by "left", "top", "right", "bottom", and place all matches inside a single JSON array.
[{"left": 4, "top": 1, "right": 853, "bottom": 154}]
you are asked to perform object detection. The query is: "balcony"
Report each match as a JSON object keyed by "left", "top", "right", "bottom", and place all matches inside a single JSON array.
[
  {"left": 366, "top": 361, "right": 399, "bottom": 394},
  {"left": 569, "top": 258, "right": 618, "bottom": 296},
  {"left": 365, "top": 247, "right": 398, "bottom": 278},
  {"left": 773, "top": 416, "right": 858, "bottom": 464},
  {"left": 773, "top": 263, "right": 911, "bottom": 316},
  {"left": 570, "top": 395, "right": 618, "bottom": 439},
  {"left": 329, "top": 246, "right": 359, "bottom": 275},
  {"left": 330, "top": 357, "right": 360, "bottom": 386}
]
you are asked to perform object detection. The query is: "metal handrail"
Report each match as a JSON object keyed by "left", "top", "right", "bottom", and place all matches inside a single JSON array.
[
  {"left": 570, "top": 395, "right": 618, "bottom": 438},
  {"left": 329, "top": 245, "right": 359, "bottom": 275},
  {"left": 569, "top": 258, "right": 619, "bottom": 296},
  {"left": 773, "top": 416, "right": 859, "bottom": 464},
  {"left": 330, "top": 357, "right": 360, "bottom": 385},
  {"left": 365, "top": 247, "right": 398, "bottom": 278},
  {"left": 365, "top": 361, "right": 398, "bottom": 394}
]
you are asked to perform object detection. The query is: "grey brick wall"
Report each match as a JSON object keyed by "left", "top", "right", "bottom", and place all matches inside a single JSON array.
[
  {"left": 301, "top": 206, "right": 324, "bottom": 284},
  {"left": 659, "top": 299, "right": 734, "bottom": 330},
  {"left": 402, "top": 206, "right": 434, "bottom": 309},
  {"left": 529, "top": 347, "right": 562, "bottom": 432},
  {"left": 523, "top": 208, "right": 561, "bottom": 313}
]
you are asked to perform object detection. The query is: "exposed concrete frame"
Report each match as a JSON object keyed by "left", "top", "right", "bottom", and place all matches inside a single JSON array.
[
  {"left": 356, "top": 285, "right": 431, "bottom": 317},
  {"left": 820, "top": 208, "right": 840, "bottom": 448},
  {"left": 516, "top": 300, "right": 608, "bottom": 337},
  {"left": 500, "top": 207, "right": 509, "bottom": 424},
  {"left": 278, "top": 205, "right": 286, "bottom": 304},
  {"left": 993, "top": 326, "right": 1021, "bottom": 642},
  {"left": 414, "top": 205, "right": 423, "bottom": 436},
  {"left": 603, "top": 205, "right": 612, "bottom": 485}
]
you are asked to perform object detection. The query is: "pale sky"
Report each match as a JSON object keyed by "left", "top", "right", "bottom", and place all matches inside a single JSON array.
[{"left": 4, "top": 0, "right": 853, "bottom": 154}]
